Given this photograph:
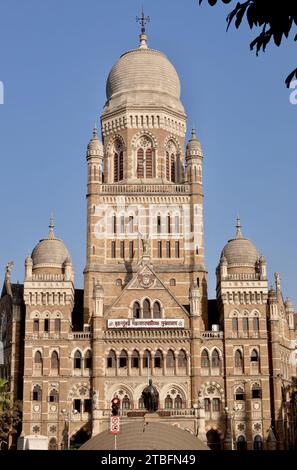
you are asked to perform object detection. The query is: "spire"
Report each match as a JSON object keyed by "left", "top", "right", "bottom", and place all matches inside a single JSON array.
[
  {"left": 48, "top": 214, "right": 55, "bottom": 240},
  {"left": 92, "top": 122, "right": 98, "bottom": 140},
  {"left": 191, "top": 128, "right": 197, "bottom": 140},
  {"left": 235, "top": 215, "right": 243, "bottom": 239},
  {"left": 136, "top": 7, "right": 150, "bottom": 49}
]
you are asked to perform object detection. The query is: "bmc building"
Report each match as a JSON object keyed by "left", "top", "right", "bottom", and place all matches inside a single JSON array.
[{"left": 1, "top": 25, "right": 296, "bottom": 451}]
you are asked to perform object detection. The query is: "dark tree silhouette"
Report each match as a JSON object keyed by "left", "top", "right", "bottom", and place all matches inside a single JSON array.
[{"left": 199, "top": 0, "right": 297, "bottom": 87}]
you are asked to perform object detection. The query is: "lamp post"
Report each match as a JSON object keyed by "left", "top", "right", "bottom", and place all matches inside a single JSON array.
[
  {"left": 224, "top": 406, "right": 234, "bottom": 450},
  {"left": 61, "top": 404, "right": 78, "bottom": 449}
]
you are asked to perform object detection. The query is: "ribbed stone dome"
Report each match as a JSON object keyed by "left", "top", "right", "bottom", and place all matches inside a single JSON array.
[
  {"left": 31, "top": 223, "right": 71, "bottom": 267},
  {"left": 221, "top": 219, "right": 259, "bottom": 266},
  {"left": 104, "top": 47, "right": 185, "bottom": 114}
]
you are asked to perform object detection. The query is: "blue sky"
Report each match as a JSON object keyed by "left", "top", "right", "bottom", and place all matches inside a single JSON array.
[{"left": 0, "top": 0, "right": 296, "bottom": 306}]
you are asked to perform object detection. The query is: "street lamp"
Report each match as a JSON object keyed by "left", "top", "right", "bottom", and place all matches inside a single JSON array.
[
  {"left": 224, "top": 406, "right": 234, "bottom": 450},
  {"left": 61, "top": 405, "right": 78, "bottom": 449}
]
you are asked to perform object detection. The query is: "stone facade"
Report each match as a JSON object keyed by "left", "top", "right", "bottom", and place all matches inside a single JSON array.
[{"left": 0, "top": 30, "right": 296, "bottom": 451}]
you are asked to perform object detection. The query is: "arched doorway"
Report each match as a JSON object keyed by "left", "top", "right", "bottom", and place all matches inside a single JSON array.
[
  {"left": 237, "top": 435, "right": 247, "bottom": 451},
  {"left": 206, "top": 429, "right": 222, "bottom": 451},
  {"left": 253, "top": 435, "right": 263, "bottom": 450}
]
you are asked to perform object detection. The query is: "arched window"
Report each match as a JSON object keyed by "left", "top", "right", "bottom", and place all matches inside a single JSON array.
[
  {"left": 165, "top": 395, "right": 173, "bottom": 409},
  {"left": 85, "top": 350, "right": 92, "bottom": 369},
  {"left": 137, "top": 148, "right": 144, "bottom": 178},
  {"left": 143, "top": 350, "right": 151, "bottom": 369},
  {"left": 74, "top": 350, "right": 82, "bottom": 369},
  {"left": 49, "top": 389, "right": 58, "bottom": 403},
  {"left": 171, "top": 154, "right": 176, "bottom": 182},
  {"left": 235, "top": 387, "right": 245, "bottom": 401},
  {"left": 253, "top": 435, "right": 263, "bottom": 450},
  {"left": 114, "top": 139, "right": 124, "bottom": 182},
  {"left": 138, "top": 397, "right": 145, "bottom": 410},
  {"left": 178, "top": 350, "right": 187, "bottom": 368},
  {"left": 252, "top": 384, "right": 262, "bottom": 399},
  {"left": 131, "top": 350, "right": 140, "bottom": 368},
  {"left": 154, "top": 350, "right": 163, "bottom": 368},
  {"left": 174, "top": 394, "right": 183, "bottom": 409},
  {"left": 133, "top": 302, "right": 141, "bottom": 319},
  {"left": 48, "top": 437, "right": 58, "bottom": 451},
  {"left": 251, "top": 349, "right": 259, "bottom": 362},
  {"left": 166, "top": 350, "right": 175, "bottom": 368},
  {"left": 145, "top": 148, "right": 153, "bottom": 178},
  {"left": 253, "top": 317, "right": 259, "bottom": 332},
  {"left": 166, "top": 152, "right": 170, "bottom": 180},
  {"left": 204, "top": 398, "right": 210, "bottom": 412},
  {"left": 211, "top": 349, "right": 220, "bottom": 368},
  {"left": 143, "top": 299, "right": 151, "bottom": 319},
  {"left": 32, "top": 385, "right": 42, "bottom": 401},
  {"left": 237, "top": 435, "right": 247, "bottom": 451},
  {"left": 201, "top": 350, "right": 210, "bottom": 368},
  {"left": 243, "top": 318, "right": 249, "bottom": 334},
  {"left": 170, "top": 278, "right": 176, "bottom": 286},
  {"left": 212, "top": 398, "right": 221, "bottom": 412},
  {"left": 122, "top": 395, "right": 130, "bottom": 410},
  {"left": 51, "top": 351, "right": 59, "bottom": 371},
  {"left": 232, "top": 318, "right": 238, "bottom": 332},
  {"left": 119, "top": 350, "right": 128, "bottom": 368},
  {"left": 235, "top": 350, "right": 243, "bottom": 370},
  {"left": 34, "top": 351, "right": 43, "bottom": 372},
  {"left": 153, "top": 302, "right": 161, "bottom": 319},
  {"left": 107, "top": 350, "right": 116, "bottom": 368}
]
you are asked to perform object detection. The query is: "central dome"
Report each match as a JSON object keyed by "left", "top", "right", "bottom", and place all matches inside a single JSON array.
[{"left": 104, "top": 44, "right": 185, "bottom": 115}]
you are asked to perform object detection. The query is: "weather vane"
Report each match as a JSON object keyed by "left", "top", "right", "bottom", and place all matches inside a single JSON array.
[{"left": 136, "top": 7, "right": 150, "bottom": 34}]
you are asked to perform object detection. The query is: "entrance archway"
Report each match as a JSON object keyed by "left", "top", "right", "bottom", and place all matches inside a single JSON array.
[
  {"left": 237, "top": 435, "right": 247, "bottom": 451},
  {"left": 206, "top": 429, "right": 222, "bottom": 451}
]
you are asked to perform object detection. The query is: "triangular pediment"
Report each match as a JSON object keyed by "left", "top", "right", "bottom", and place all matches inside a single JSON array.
[{"left": 104, "top": 261, "right": 189, "bottom": 319}]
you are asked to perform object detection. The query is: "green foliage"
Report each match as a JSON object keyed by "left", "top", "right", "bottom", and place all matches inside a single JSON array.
[
  {"left": 199, "top": 1, "right": 297, "bottom": 87},
  {"left": 0, "top": 379, "right": 22, "bottom": 448}
]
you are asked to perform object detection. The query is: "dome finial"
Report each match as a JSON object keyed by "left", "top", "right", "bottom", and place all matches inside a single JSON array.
[
  {"left": 236, "top": 215, "right": 243, "bottom": 239},
  {"left": 48, "top": 213, "right": 55, "bottom": 240},
  {"left": 136, "top": 7, "right": 150, "bottom": 49},
  {"left": 92, "top": 121, "right": 98, "bottom": 139}
]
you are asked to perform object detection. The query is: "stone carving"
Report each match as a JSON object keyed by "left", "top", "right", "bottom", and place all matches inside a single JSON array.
[
  {"left": 5, "top": 261, "right": 14, "bottom": 279},
  {"left": 141, "top": 379, "right": 159, "bottom": 412},
  {"left": 141, "top": 235, "right": 150, "bottom": 256},
  {"left": 197, "top": 390, "right": 204, "bottom": 409}
]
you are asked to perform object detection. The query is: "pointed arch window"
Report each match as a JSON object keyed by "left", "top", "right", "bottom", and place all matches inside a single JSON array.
[
  {"left": 171, "top": 154, "right": 176, "bottom": 182},
  {"left": 153, "top": 301, "right": 161, "bottom": 319},
  {"left": 137, "top": 148, "right": 144, "bottom": 178},
  {"left": 154, "top": 350, "right": 163, "bottom": 368},
  {"left": 251, "top": 349, "right": 259, "bottom": 362},
  {"left": 114, "top": 140, "right": 124, "bottom": 182},
  {"left": 165, "top": 395, "right": 173, "bottom": 409},
  {"left": 119, "top": 350, "right": 128, "bottom": 368},
  {"left": 32, "top": 385, "right": 42, "bottom": 401},
  {"left": 178, "top": 350, "right": 187, "bottom": 368},
  {"left": 201, "top": 350, "right": 210, "bottom": 368},
  {"left": 85, "top": 350, "right": 92, "bottom": 369},
  {"left": 145, "top": 148, "right": 153, "bottom": 178},
  {"left": 143, "top": 299, "right": 151, "bottom": 319},
  {"left": 51, "top": 351, "right": 59, "bottom": 370},
  {"left": 131, "top": 350, "right": 140, "bottom": 368},
  {"left": 34, "top": 351, "right": 43, "bottom": 373},
  {"left": 122, "top": 395, "right": 130, "bottom": 410},
  {"left": 107, "top": 350, "right": 116, "bottom": 368},
  {"left": 49, "top": 389, "right": 59, "bottom": 403},
  {"left": 133, "top": 302, "right": 141, "bottom": 319},
  {"left": 235, "top": 350, "right": 243, "bottom": 370},
  {"left": 174, "top": 394, "right": 183, "bottom": 409},
  {"left": 211, "top": 349, "right": 220, "bottom": 368},
  {"left": 143, "top": 350, "right": 151, "bottom": 369},
  {"left": 252, "top": 383, "right": 262, "bottom": 399},
  {"left": 166, "top": 350, "right": 175, "bottom": 368},
  {"left": 74, "top": 350, "right": 82, "bottom": 369}
]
